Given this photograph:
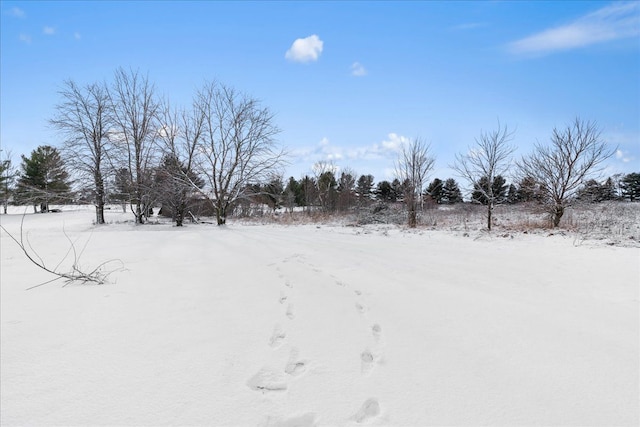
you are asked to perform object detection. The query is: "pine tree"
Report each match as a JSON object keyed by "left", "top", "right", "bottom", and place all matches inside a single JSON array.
[
  {"left": 16, "top": 145, "right": 71, "bottom": 212},
  {"left": 620, "top": 172, "right": 640, "bottom": 202},
  {"left": 0, "top": 156, "right": 16, "bottom": 214},
  {"left": 262, "top": 176, "right": 284, "bottom": 212},
  {"left": 441, "top": 178, "right": 463, "bottom": 204},
  {"left": 336, "top": 171, "right": 356, "bottom": 211},
  {"left": 426, "top": 178, "right": 443, "bottom": 204},
  {"left": 516, "top": 176, "right": 542, "bottom": 203},
  {"left": 601, "top": 177, "right": 616, "bottom": 201},
  {"left": 154, "top": 154, "right": 204, "bottom": 225},
  {"left": 375, "top": 180, "right": 397, "bottom": 203},
  {"left": 111, "top": 168, "right": 133, "bottom": 212},
  {"left": 317, "top": 170, "right": 337, "bottom": 212},
  {"left": 506, "top": 184, "right": 518, "bottom": 204},
  {"left": 577, "top": 179, "right": 601, "bottom": 202},
  {"left": 356, "top": 174, "right": 374, "bottom": 206}
]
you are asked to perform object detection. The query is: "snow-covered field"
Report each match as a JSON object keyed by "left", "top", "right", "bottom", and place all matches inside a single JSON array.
[{"left": 1, "top": 206, "right": 638, "bottom": 426}]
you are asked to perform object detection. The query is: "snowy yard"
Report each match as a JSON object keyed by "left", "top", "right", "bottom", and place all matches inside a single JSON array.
[{"left": 1, "top": 207, "right": 638, "bottom": 426}]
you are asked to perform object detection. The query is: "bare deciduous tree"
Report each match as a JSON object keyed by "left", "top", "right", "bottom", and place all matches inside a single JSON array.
[
  {"left": 51, "top": 80, "right": 111, "bottom": 224},
  {"left": 452, "top": 123, "right": 515, "bottom": 230},
  {"left": 395, "top": 138, "right": 435, "bottom": 228},
  {"left": 108, "top": 67, "right": 160, "bottom": 224},
  {"left": 517, "top": 118, "right": 614, "bottom": 227},
  {"left": 194, "top": 81, "right": 285, "bottom": 225},
  {"left": 156, "top": 99, "right": 206, "bottom": 226}
]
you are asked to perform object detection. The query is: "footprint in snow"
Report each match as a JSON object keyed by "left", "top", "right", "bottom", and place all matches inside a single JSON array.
[
  {"left": 269, "top": 325, "right": 286, "bottom": 348},
  {"left": 354, "top": 290, "right": 362, "bottom": 296},
  {"left": 247, "top": 368, "right": 288, "bottom": 394},
  {"left": 286, "top": 303, "right": 295, "bottom": 320},
  {"left": 371, "top": 324, "right": 382, "bottom": 341},
  {"left": 330, "top": 275, "right": 345, "bottom": 287},
  {"left": 353, "top": 398, "right": 381, "bottom": 423},
  {"left": 284, "top": 348, "right": 308, "bottom": 377},
  {"left": 279, "top": 292, "right": 288, "bottom": 304},
  {"left": 361, "top": 349, "right": 375, "bottom": 375},
  {"left": 355, "top": 302, "right": 366, "bottom": 314},
  {"left": 285, "top": 279, "right": 293, "bottom": 288}
]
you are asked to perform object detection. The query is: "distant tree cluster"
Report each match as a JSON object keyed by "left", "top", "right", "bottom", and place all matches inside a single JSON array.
[
  {"left": 4, "top": 68, "right": 286, "bottom": 226},
  {"left": 0, "top": 70, "right": 631, "bottom": 231}
]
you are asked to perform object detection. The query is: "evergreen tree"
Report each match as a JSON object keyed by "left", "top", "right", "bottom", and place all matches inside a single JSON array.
[
  {"left": 356, "top": 174, "right": 374, "bottom": 206},
  {"left": 577, "top": 179, "right": 601, "bottom": 202},
  {"left": 426, "top": 178, "right": 443, "bottom": 203},
  {"left": 262, "top": 176, "right": 284, "bottom": 212},
  {"left": 472, "top": 175, "right": 507, "bottom": 205},
  {"left": 300, "top": 175, "right": 317, "bottom": 212},
  {"left": 16, "top": 145, "right": 71, "bottom": 212},
  {"left": 516, "top": 176, "right": 542, "bottom": 203},
  {"left": 317, "top": 170, "right": 337, "bottom": 212},
  {"left": 391, "top": 179, "right": 404, "bottom": 201},
  {"left": 111, "top": 167, "right": 133, "bottom": 212},
  {"left": 375, "top": 180, "right": 397, "bottom": 203},
  {"left": 601, "top": 177, "right": 616, "bottom": 201},
  {"left": 506, "top": 184, "right": 518, "bottom": 204},
  {"left": 577, "top": 178, "right": 616, "bottom": 203},
  {"left": 0, "top": 156, "right": 16, "bottom": 214},
  {"left": 283, "top": 176, "right": 304, "bottom": 208},
  {"left": 441, "top": 178, "right": 463, "bottom": 204},
  {"left": 155, "top": 154, "right": 205, "bottom": 225},
  {"left": 620, "top": 172, "right": 640, "bottom": 202},
  {"left": 492, "top": 175, "right": 508, "bottom": 204},
  {"left": 336, "top": 171, "right": 356, "bottom": 212}
]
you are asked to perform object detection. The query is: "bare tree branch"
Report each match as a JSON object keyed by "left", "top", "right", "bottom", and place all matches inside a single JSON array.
[
  {"left": 192, "top": 81, "right": 286, "bottom": 225},
  {"left": 0, "top": 211, "right": 124, "bottom": 289},
  {"left": 395, "top": 137, "right": 436, "bottom": 228},
  {"left": 517, "top": 118, "right": 615, "bottom": 227},
  {"left": 452, "top": 123, "right": 515, "bottom": 230},
  {"left": 108, "top": 67, "right": 160, "bottom": 224},
  {"left": 50, "top": 79, "right": 112, "bottom": 224}
]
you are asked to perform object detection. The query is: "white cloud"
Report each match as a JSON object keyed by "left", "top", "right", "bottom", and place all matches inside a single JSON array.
[
  {"left": 285, "top": 35, "right": 323, "bottom": 63},
  {"left": 19, "top": 33, "right": 31, "bottom": 44},
  {"left": 350, "top": 62, "right": 367, "bottom": 77},
  {"left": 291, "top": 133, "right": 410, "bottom": 175},
  {"left": 379, "top": 133, "right": 409, "bottom": 152},
  {"left": 508, "top": 2, "right": 640, "bottom": 56},
  {"left": 43, "top": 26, "right": 56, "bottom": 35},
  {"left": 616, "top": 149, "right": 633, "bottom": 163},
  {"left": 7, "top": 7, "right": 25, "bottom": 18}
]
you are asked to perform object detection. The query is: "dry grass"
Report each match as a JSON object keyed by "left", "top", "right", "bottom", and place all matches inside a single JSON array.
[{"left": 235, "top": 201, "right": 640, "bottom": 247}]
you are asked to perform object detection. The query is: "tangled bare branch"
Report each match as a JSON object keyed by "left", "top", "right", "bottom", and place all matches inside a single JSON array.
[{"left": 0, "top": 212, "right": 124, "bottom": 290}]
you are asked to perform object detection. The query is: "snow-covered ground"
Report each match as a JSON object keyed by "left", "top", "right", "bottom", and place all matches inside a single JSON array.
[{"left": 1, "top": 206, "right": 638, "bottom": 426}]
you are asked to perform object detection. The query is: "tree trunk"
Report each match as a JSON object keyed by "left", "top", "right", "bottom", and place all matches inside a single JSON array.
[
  {"left": 487, "top": 202, "right": 492, "bottom": 231},
  {"left": 95, "top": 173, "right": 105, "bottom": 224},
  {"left": 407, "top": 198, "right": 417, "bottom": 228},
  {"left": 135, "top": 203, "right": 144, "bottom": 224},
  {"left": 175, "top": 203, "right": 185, "bottom": 227},
  {"left": 552, "top": 204, "right": 564, "bottom": 227},
  {"left": 216, "top": 202, "right": 227, "bottom": 225}
]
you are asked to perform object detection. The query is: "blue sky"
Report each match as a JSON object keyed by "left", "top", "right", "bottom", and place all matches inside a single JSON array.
[{"left": 1, "top": 1, "right": 638, "bottom": 185}]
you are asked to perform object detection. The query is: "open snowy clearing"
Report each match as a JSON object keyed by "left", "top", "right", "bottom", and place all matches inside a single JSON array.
[{"left": 1, "top": 207, "right": 638, "bottom": 426}]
